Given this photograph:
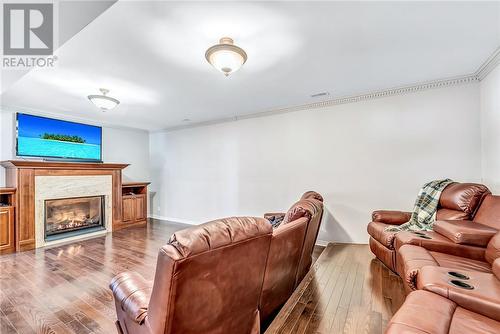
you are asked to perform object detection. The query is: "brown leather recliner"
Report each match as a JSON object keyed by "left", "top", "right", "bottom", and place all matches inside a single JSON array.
[
  {"left": 110, "top": 217, "right": 273, "bottom": 334},
  {"left": 397, "top": 207, "right": 500, "bottom": 292},
  {"left": 259, "top": 197, "right": 324, "bottom": 326},
  {"left": 368, "top": 182, "right": 490, "bottom": 272},
  {"left": 263, "top": 191, "right": 324, "bottom": 286}
]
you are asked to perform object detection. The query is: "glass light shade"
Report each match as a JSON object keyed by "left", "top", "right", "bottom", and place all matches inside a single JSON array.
[
  {"left": 87, "top": 88, "right": 120, "bottom": 111},
  {"left": 205, "top": 37, "right": 247, "bottom": 76}
]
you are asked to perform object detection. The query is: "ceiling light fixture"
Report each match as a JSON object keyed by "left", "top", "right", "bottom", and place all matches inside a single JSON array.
[
  {"left": 205, "top": 37, "right": 247, "bottom": 76},
  {"left": 87, "top": 88, "right": 120, "bottom": 111}
]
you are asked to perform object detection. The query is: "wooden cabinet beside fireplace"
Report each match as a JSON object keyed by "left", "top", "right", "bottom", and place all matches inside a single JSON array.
[
  {"left": 0, "top": 188, "right": 16, "bottom": 255},
  {"left": 121, "top": 182, "right": 149, "bottom": 227}
]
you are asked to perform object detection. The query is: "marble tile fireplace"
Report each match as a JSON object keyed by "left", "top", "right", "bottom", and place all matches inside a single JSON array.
[{"left": 35, "top": 174, "right": 113, "bottom": 248}]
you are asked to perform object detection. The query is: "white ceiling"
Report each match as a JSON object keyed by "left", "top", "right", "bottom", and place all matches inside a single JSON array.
[{"left": 1, "top": 1, "right": 499, "bottom": 131}]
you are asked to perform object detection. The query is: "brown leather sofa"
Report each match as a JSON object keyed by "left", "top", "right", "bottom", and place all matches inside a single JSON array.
[
  {"left": 368, "top": 182, "right": 490, "bottom": 272},
  {"left": 110, "top": 217, "right": 272, "bottom": 334},
  {"left": 259, "top": 195, "right": 324, "bottom": 325},
  {"left": 397, "top": 195, "right": 500, "bottom": 292},
  {"left": 110, "top": 192, "right": 325, "bottom": 334}
]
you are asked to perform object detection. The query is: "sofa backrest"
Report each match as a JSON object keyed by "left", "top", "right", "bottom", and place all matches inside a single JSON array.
[
  {"left": 259, "top": 216, "right": 309, "bottom": 325},
  {"left": 291, "top": 198, "right": 324, "bottom": 286},
  {"left": 473, "top": 195, "right": 500, "bottom": 229},
  {"left": 486, "top": 231, "right": 500, "bottom": 264},
  {"left": 436, "top": 182, "right": 490, "bottom": 220},
  {"left": 146, "top": 217, "right": 272, "bottom": 334}
]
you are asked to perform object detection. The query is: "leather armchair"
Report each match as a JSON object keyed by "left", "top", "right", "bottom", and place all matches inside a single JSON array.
[
  {"left": 110, "top": 217, "right": 273, "bottom": 334},
  {"left": 368, "top": 182, "right": 490, "bottom": 272}
]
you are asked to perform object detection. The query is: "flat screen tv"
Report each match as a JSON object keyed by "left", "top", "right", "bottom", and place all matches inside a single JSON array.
[{"left": 16, "top": 113, "right": 102, "bottom": 162}]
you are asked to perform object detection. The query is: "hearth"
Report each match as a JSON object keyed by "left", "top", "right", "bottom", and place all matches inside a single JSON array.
[{"left": 44, "top": 195, "right": 105, "bottom": 241}]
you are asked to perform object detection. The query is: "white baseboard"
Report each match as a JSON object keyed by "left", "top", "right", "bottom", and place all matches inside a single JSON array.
[
  {"left": 148, "top": 214, "right": 199, "bottom": 225},
  {"left": 315, "top": 239, "right": 329, "bottom": 247}
]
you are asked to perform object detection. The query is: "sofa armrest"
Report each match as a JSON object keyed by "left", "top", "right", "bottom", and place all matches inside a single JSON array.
[
  {"left": 110, "top": 272, "right": 152, "bottom": 324},
  {"left": 264, "top": 212, "right": 286, "bottom": 220},
  {"left": 417, "top": 266, "right": 500, "bottom": 322},
  {"left": 371, "top": 210, "right": 411, "bottom": 225},
  {"left": 433, "top": 220, "right": 498, "bottom": 247}
]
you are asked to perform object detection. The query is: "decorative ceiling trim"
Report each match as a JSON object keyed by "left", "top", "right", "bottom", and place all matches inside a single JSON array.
[
  {"left": 160, "top": 46, "right": 500, "bottom": 133},
  {"left": 476, "top": 47, "right": 500, "bottom": 81}
]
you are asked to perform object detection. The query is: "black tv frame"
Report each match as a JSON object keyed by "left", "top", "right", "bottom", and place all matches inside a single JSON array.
[{"left": 16, "top": 113, "right": 103, "bottom": 163}]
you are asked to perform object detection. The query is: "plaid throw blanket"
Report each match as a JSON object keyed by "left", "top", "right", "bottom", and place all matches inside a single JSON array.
[{"left": 385, "top": 179, "right": 454, "bottom": 232}]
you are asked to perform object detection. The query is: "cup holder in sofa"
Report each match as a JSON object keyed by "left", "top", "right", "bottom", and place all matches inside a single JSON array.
[
  {"left": 418, "top": 235, "right": 432, "bottom": 239},
  {"left": 448, "top": 272, "right": 470, "bottom": 280},
  {"left": 449, "top": 280, "right": 474, "bottom": 290}
]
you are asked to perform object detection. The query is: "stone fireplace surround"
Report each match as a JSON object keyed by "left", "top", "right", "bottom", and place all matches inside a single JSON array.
[{"left": 35, "top": 175, "right": 113, "bottom": 248}]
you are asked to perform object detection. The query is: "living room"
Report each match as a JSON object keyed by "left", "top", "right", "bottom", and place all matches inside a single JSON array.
[{"left": 0, "top": 1, "right": 499, "bottom": 334}]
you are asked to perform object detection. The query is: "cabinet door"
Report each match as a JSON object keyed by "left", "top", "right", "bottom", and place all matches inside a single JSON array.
[
  {"left": 0, "top": 208, "right": 14, "bottom": 253},
  {"left": 135, "top": 195, "right": 146, "bottom": 221},
  {"left": 122, "top": 196, "right": 135, "bottom": 223}
]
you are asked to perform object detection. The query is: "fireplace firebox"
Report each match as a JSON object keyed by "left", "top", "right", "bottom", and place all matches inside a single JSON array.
[{"left": 44, "top": 195, "right": 105, "bottom": 241}]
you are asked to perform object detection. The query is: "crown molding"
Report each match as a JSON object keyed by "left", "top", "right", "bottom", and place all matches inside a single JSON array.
[
  {"left": 475, "top": 47, "right": 500, "bottom": 81},
  {"left": 159, "top": 46, "right": 500, "bottom": 133}
]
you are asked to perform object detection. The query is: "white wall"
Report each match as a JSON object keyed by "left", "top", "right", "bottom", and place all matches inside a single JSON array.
[
  {"left": 150, "top": 84, "right": 482, "bottom": 244},
  {"left": 0, "top": 111, "right": 150, "bottom": 186},
  {"left": 480, "top": 64, "right": 500, "bottom": 194}
]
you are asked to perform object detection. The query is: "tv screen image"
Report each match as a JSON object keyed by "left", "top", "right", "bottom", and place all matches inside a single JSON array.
[{"left": 17, "top": 113, "right": 102, "bottom": 161}]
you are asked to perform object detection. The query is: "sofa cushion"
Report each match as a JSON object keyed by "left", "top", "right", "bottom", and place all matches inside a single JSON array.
[
  {"left": 436, "top": 208, "right": 470, "bottom": 220},
  {"left": 433, "top": 220, "right": 498, "bottom": 247}
]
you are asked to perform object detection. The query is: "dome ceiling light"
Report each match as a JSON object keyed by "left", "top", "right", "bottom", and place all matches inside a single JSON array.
[
  {"left": 205, "top": 37, "right": 247, "bottom": 76},
  {"left": 87, "top": 88, "right": 120, "bottom": 111}
]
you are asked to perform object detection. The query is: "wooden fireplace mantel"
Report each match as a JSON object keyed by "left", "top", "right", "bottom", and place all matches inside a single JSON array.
[
  {"left": 1, "top": 160, "right": 129, "bottom": 170},
  {"left": 1, "top": 160, "right": 132, "bottom": 252}
]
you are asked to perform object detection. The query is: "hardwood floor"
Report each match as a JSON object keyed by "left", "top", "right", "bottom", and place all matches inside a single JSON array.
[
  {"left": 0, "top": 219, "right": 189, "bottom": 334},
  {"left": 0, "top": 221, "right": 403, "bottom": 334},
  {"left": 265, "top": 243, "right": 406, "bottom": 334}
]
